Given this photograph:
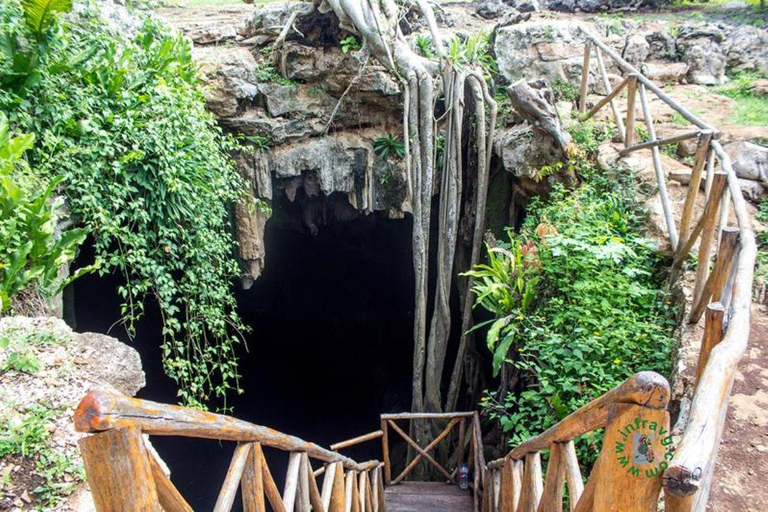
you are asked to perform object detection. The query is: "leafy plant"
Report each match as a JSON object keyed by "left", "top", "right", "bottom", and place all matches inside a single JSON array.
[
  {"left": 1, "top": 3, "right": 248, "bottom": 407},
  {"left": 254, "top": 61, "right": 296, "bottom": 86},
  {"left": 0, "top": 114, "right": 89, "bottom": 313},
  {"left": 551, "top": 76, "right": 579, "bottom": 103},
  {"left": 373, "top": 134, "right": 405, "bottom": 160},
  {"left": 340, "top": 35, "right": 361, "bottom": 54},
  {"left": 415, "top": 33, "right": 435, "bottom": 58},
  {"left": 20, "top": 0, "right": 72, "bottom": 41},
  {"left": 446, "top": 31, "right": 496, "bottom": 77},
  {"left": 567, "top": 119, "right": 614, "bottom": 156}
]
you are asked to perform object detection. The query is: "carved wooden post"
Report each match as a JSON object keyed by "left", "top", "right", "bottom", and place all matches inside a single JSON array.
[
  {"left": 78, "top": 426, "right": 161, "bottom": 512},
  {"left": 624, "top": 75, "right": 638, "bottom": 148},
  {"left": 590, "top": 393, "right": 671, "bottom": 511},
  {"left": 380, "top": 419, "right": 391, "bottom": 485},
  {"left": 579, "top": 41, "right": 592, "bottom": 113}
]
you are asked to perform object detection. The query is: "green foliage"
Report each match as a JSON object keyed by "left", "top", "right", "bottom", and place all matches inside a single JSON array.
[
  {"left": 567, "top": 120, "right": 615, "bottom": 156},
  {"left": 373, "top": 134, "right": 405, "bottom": 160},
  {"left": 245, "top": 134, "right": 271, "bottom": 151},
  {"left": 1, "top": 2, "right": 248, "bottom": 407},
  {"left": 551, "top": 76, "right": 579, "bottom": 103},
  {"left": 0, "top": 403, "right": 83, "bottom": 507},
  {"left": 446, "top": 31, "right": 496, "bottom": 77},
  {"left": 474, "top": 166, "right": 677, "bottom": 467},
  {"left": 0, "top": 114, "right": 89, "bottom": 313},
  {"left": 464, "top": 240, "right": 540, "bottom": 377},
  {"left": 20, "top": 0, "right": 72, "bottom": 41},
  {"left": 714, "top": 73, "right": 768, "bottom": 126},
  {"left": 340, "top": 35, "right": 361, "bottom": 54},
  {"left": 415, "top": 33, "right": 435, "bottom": 58},
  {"left": 254, "top": 61, "right": 296, "bottom": 86}
]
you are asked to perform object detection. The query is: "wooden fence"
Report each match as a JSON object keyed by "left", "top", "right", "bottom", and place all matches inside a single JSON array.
[
  {"left": 74, "top": 389, "right": 386, "bottom": 512},
  {"left": 482, "top": 29, "right": 756, "bottom": 512}
]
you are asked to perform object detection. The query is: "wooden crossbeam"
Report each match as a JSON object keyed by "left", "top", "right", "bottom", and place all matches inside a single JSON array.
[
  {"left": 147, "top": 449, "right": 192, "bottom": 512},
  {"left": 388, "top": 418, "right": 458, "bottom": 484}
]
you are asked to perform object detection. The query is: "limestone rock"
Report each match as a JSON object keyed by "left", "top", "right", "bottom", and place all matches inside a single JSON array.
[
  {"left": 676, "top": 23, "right": 727, "bottom": 85},
  {"left": 243, "top": 1, "right": 312, "bottom": 38},
  {"left": 738, "top": 178, "right": 766, "bottom": 202},
  {"left": 493, "top": 124, "right": 561, "bottom": 179},
  {"left": 645, "top": 30, "right": 677, "bottom": 61},
  {"left": 623, "top": 34, "right": 650, "bottom": 67},
  {"left": 725, "top": 25, "right": 768, "bottom": 75},
  {"left": 725, "top": 141, "right": 768, "bottom": 183},
  {"left": 641, "top": 61, "right": 689, "bottom": 84},
  {"left": 71, "top": 332, "right": 145, "bottom": 396},
  {"left": 509, "top": 0, "right": 540, "bottom": 13},
  {"left": 476, "top": 0, "right": 507, "bottom": 19},
  {"left": 195, "top": 47, "right": 260, "bottom": 118}
]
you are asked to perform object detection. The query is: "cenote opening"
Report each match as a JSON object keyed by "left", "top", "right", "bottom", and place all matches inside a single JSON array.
[{"left": 69, "top": 191, "right": 439, "bottom": 509}]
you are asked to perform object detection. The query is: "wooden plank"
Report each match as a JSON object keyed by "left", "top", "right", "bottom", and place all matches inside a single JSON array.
[
  {"left": 508, "top": 372, "right": 669, "bottom": 459},
  {"left": 537, "top": 444, "right": 565, "bottom": 512},
  {"left": 639, "top": 83, "right": 678, "bottom": 249},
  {"left": 591, "top": 403, "right": 670, "bottom": 512},
  {"left": 384, "top": 482, "right": 473, "bottom": 512},
  {"left": 256, "top": 443, "right": 286, "bottom": 512},
  {"left": 689, "top": 227, "right": 740, "bottom": 322},
  {"left": 518, "top": 453, "right": 543, "bottom": 512},
  {"left": 562, "top": 441, "right": 583, "bottom": 512},
  {"left": 678, "top": 132, "right": 714, "bottom": 246},
  {"left": 283, "top": 452, "right": 302, "bottom": 512},
  {"left": 147, "top": 449, "right": 193, "bottom": 512},
  {"left": 241, "top": 442, "right": 266, "bottom": 512},
  {"left": 694, "top": 303, "right": 726, "bottom": 386},
  {"left": 214, "top": 443, "right": 252, "bottom": 512},
  {"left": 332, "top": 431, "right": 384, "bottom": 451},
  {"left": 74, "top": 389, "right": 376, "bottom": 471},
  {"left": 579, "top": 42, "right": 591, "bottom": 113},
  {"left": 388, "top": 419, "right": 456, "bottom": 483},
  {"left": 78, "top": 427, "right": 161, "bottom": 512}
]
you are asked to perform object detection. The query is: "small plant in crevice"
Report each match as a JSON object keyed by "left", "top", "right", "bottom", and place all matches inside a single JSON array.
[
  {"left": 340, "top": 35, "right": 361, "bottom": 54},
  {"left": 415, "top": 33, "right": 435, "bottom": 58},
  {"left": 373, "top": 134, "right": 405, "bottom": 160},
  {"left": 244, "top": 134, "right": 271, "bottom": 151},
  {"left": 551, "top": 76, "right": 579, "bottom": 103},
  {"left": 254, "top": 61, "right": 296, "bottom": 86},
  {"left": 446, "top": 31, "right": 496, "bottom": 78}
]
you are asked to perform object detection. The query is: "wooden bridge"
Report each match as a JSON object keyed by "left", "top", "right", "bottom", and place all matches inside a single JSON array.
[{"left": 72, "top": 30, "right": 755, "bottom": 512}]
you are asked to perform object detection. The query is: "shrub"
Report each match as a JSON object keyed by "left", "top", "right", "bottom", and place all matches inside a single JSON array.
[
  {"left": 1, "top": 1, "right": 248, "bottom": 407},
  {"left": 474, "top": 167, "right": 677, "bottom": 467}
]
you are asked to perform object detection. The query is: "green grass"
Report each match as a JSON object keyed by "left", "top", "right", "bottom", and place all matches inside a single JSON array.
[{"left": 715, "top": 73, "right": 768, "bottom": 126}]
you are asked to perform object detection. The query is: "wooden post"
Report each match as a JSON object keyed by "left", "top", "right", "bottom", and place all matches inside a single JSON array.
[
  {"left": 562, "top": 441, "right": 583, "bottom": 512},
  {"left": 679, "top": 133, "right": 714, "bottom": 248},
  {"left": 327, "top": 462, "right": 346, "bottom": 512},
  {"left": 624, "top": 75, "right": 638, "bottom": 148},
  {"left": 305, "top": 455, "right": 324, "bottom": 512},
  {"left": 78, "top": 426, "right": 161, "bottom": 512},
  {"left": 690, "top": 227, "right": 740, "bottom": 322},
  {"left": 241, "top": 443, "right": 266, "bottom": 512},
  {"left": 639, "top": 83, "right": 678, "bottom": 249},
  {"left": 695, "top": 303, "right": 726, "bottom": 386},
  {"left": 256, "top": 444, "right": 286, "bottom": 512},
  {"left": 297, "top": 453, "right": 312, "bottom": 512},
  {"left": 518, "top": 452, "right": 543, "bottom": 512},
  {"left": 380, "top": 419, "right": 391, "bottom": 485},
  {"left": 595, "top": 48, "right": 626, "bottom": 141},
  {"left": 579, "top": 42, "right": 591, "bottom": 113},
  {"left": 591, "top": 403, "right": 670, "bottom": 512},
  {"left": 537, "top": 444, "right": 565, "bottom": 512},
  {"left": 284, "top": 452, "right": 302, "bottom": 512},
  {"left": 693, "top": 173, "right": 728, "bottom": 307},
  {"left": 214, "top": 443, "right": 252, "bottom": 512},
  {"left": 458, "top": 418, "right": 466, "bottom": 469}
]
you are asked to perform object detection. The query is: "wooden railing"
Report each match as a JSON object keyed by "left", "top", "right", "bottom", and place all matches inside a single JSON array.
[
  {"left": 74, "top": 389, "right": 385, "bottom": 512},
  {"left": 482, "top": 29, "right": 756, "bottom": 512},
  {"left": 377, "top": 412, "right": 485, "bottom": 509}
]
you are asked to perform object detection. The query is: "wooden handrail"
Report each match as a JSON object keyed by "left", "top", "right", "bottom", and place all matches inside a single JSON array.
[
  {"left": 74, "top": 389, "right": 378, "bottom": 472},
  {"left": 487, "top": 371, "right": 669, "bottom": 466},
  {"left": 331, "top": 430, "right": 384, "bottom": 451}
]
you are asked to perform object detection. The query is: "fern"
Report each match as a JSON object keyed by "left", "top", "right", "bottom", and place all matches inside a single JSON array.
[{"left": 21, "top": 0, "right": 73, "bottom": 41}]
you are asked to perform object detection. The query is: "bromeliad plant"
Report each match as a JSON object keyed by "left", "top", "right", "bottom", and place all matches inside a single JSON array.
[{"left": 463, "top": 237, "right": 541, "bottom": 377}]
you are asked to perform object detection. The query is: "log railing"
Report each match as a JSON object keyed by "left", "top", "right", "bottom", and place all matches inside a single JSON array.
[
  {"left": 485, "top": 372, "right": 671, "bottom": 512},
  {"left": 485, "top": 28, "right": 755, "bottom": 512},
  {"left": 378, "top": 412, "right": 485, "bottom": 510},
  {"left": 74, "top": 389, "right": 386, "bottom": 512}
]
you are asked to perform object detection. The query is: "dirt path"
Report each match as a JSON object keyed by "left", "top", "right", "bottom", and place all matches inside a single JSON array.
[{"left": 708, "top": 304, "right": 768, "bottom": 511}]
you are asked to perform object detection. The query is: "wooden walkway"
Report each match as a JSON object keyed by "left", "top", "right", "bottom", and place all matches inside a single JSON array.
[{"left": 385, "top": 482, "right": 473, "bottom": 511}]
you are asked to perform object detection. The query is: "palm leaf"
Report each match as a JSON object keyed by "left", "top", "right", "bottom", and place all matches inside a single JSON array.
[{"left": 21, "top": 0, "right": 73, "bottom": 40}]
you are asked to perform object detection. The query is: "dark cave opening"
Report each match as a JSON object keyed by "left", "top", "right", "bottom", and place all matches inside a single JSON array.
[{"left": 70, "top": 193, "right": 422, "bottom": 509}]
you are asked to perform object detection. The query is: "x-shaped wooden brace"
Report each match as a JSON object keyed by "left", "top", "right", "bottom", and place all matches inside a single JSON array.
[{"left": 388, "top": 418, "right": 460, "bottom": 484}]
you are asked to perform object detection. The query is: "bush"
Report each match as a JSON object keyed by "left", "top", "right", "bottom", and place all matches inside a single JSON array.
[
  {"left": 1, "top": 0, "right": 248, "bottom": 407},
  {"left": 474, "top": 167, "right": 677, "bottom": 467}
]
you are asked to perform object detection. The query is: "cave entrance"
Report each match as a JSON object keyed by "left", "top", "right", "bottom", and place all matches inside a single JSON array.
[{"left": 70, "top": 191, "right": 416, "bottom": 508}]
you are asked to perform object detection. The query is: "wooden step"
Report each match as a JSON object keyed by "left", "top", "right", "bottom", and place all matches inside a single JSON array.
[{"left": 384, "top": 482, "right": 473, "bottom": 512}]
